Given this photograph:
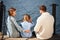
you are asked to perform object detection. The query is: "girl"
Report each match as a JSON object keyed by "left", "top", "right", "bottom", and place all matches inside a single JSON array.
[{"left": 20, "top": 14, "right": 34, "bottom": 38}]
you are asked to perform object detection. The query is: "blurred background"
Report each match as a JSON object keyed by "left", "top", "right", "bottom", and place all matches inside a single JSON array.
[{"left": 0, "top": 0, "right": 60, "bottom": 35}]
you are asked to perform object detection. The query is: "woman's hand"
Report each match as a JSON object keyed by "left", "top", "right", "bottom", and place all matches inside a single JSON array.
[{"left": 24, "top": 30, "right": 30, "bottom": 33}]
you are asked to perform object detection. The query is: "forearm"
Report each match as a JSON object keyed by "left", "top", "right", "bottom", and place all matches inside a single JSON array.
[
  {"left": 11, "top": 18, "right": 23, "bottom": 32},
  {"left": 34, "top": 23, "right": 41, "bottom": 33},
  {"left": 16, "top": 25, "right": 23, "bottom": 32},
  {"left": 34, "top": 26, "right": 39, "bottom": 33}
]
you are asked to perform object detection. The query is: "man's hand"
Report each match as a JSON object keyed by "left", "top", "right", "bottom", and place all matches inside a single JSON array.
[{"left": 24, "top": 30, "right": 30, "bottom": 33}]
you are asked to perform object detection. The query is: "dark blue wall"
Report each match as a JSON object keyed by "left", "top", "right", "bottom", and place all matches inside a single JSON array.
[{"left": 2, "top": 0, "right": 60, "bottom": 34}]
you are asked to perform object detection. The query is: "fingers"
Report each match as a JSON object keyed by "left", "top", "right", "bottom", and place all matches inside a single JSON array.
[{"left": 24, "top": 30, "right": 30, "bottom": 33}]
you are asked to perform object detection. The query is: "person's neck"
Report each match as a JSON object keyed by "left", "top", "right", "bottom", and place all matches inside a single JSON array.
[
  {"left": 9, "top": 15, "right": 14, "bottom": 17},
  {"left": 23, "top": 20, "right": 27, "bottom": 22},
  {"left": 41, "top": 11, "right": 46, "bottom": 14}
]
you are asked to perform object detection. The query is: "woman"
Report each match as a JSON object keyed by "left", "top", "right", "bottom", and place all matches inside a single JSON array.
[{"left": 6, "top": 7, "right": 30, "bottom": 38}]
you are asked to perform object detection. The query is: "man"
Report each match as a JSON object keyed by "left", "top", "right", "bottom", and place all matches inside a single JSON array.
[
  {"left": 6, "top": 7, "right": 30, "bottom": 38},
  {"left": 34, "top": 5, "right": 54, "bottom": 40}
]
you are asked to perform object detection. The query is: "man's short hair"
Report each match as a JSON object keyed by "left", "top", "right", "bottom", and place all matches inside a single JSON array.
[{"left": 39, "top": 5, "right": 46, "bottom": 12}]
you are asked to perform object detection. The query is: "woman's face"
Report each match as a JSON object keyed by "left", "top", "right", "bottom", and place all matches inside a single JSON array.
[{"left": 12, "top": 11, "right": 16, "bottom": 17}]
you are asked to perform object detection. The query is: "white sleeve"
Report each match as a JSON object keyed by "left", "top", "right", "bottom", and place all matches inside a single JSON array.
[{"left": 34, "top": 16, "right": 44, "bottom": 33}]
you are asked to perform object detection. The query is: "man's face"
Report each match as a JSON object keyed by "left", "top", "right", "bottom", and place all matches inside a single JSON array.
[{"left": 39, "top": 10, "right": 42, "bottom": 14}]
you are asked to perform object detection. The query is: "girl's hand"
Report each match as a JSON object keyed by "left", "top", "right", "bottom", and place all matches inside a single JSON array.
[{"left": 29, "top": 18, "right": 32, "bottom": 23}]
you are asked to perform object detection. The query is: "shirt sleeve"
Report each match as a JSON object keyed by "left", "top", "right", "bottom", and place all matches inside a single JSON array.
[
  {"left": 31, "top": 22, "right": 34, "bottom": 27},
  {"left": 10, "top": 17, "right": 23, "bottom": 32},
  {"left": 6, "top": 18, "right": 12, "bottom": 35},
  {"left": 34, "top": 16, "right": 44, "bottom": 33},
  {"left": 30, "top": 22, "right": 34, "bottom": 32}
]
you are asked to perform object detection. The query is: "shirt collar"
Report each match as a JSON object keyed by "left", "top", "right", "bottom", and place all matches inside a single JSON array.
[{"left": 42, "top": 12, "right": 50, "bottom": 15}]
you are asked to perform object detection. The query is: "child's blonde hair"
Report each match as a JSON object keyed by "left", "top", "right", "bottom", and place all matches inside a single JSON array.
[{"left": 23, "top": 14, "right": 31, "bottom": 22}]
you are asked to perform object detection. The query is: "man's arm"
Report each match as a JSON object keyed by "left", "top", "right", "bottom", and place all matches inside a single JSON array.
[{"left": 34, "top": 17, "right": 44, "bottom": 33}]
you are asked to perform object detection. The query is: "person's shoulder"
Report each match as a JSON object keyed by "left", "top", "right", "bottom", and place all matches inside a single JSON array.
[
  {"left": 47, "top": 12, "right": 54, "bottom": 18},
  {"left": 7, "top": 16, "right": 9, "bottom": 19},
  {"left": 20, "top": 22, "right": 23, "bottom": 24},
  {"left": 37, "top": 15, "right": 43, "bottom": 20},
  {"left": 10, "top": 16, "right": 15, "bottom": 20},
  {"left": 47, "top": 12, "right": 54, "bottom": 20},
  {"left": 37, "top": 16, "right": 41, "bottom": 19},
  {"left": 20, "top": 21, "right": 25, "bottom": 25}
]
